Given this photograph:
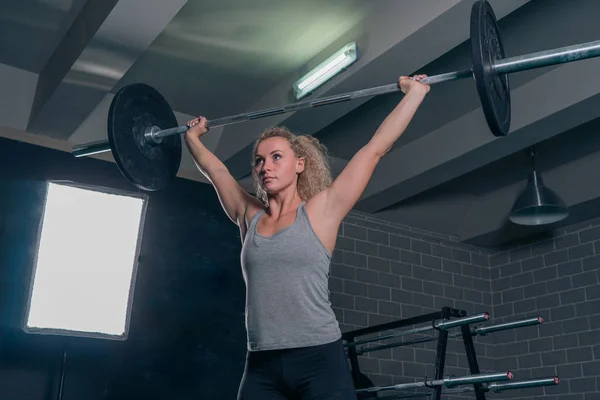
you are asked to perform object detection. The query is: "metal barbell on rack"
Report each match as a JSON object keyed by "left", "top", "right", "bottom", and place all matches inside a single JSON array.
[
  {"left": 343, "top": 312, "right": 490, "bottom": 349},
  {"left": 347, "top": 313, "right": 558, "bottom": 399},
  {"left": 356, "top": 371, "right": 514, "bottom": 395},
  {"left": 351, "top": 316, "right": 543, "bottom": 356},
  {"left": 71, "top": 0, "right": 600, "bottom": 191},
  {"left": 371, "top": 376, "right": 560, "bottom": 399}
]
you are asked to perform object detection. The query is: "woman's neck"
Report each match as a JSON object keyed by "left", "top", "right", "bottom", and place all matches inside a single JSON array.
[{"left": 266, "top": 190, "right": 302, "bottom": 218}]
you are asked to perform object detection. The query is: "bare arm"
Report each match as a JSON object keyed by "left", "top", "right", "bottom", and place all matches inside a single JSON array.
[
  {"left": 184, "top": 118, "right": 261, "bottom": 227},
  {"left": 316, "top": 76, "right": 430, "bottom": 224}
]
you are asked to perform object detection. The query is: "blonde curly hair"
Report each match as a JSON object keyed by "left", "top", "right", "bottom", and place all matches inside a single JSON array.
[{"left": 251, "top": 127, "right": 332, "bottom": 205}]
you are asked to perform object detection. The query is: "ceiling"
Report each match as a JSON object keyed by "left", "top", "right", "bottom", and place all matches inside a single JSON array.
[{"left": 1, "top": 0, "right": 600, "bottom": 248}]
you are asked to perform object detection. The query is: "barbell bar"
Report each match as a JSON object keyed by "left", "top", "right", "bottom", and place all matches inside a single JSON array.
[
  {"left": 344, "top": 312, "right": 489, "bottom": 349},
  {"left": 69, "top": 0, "right": 600, "bottom": 191},
  {"left": 71, "top": 69, "right": 470, "bottom": 158},
  {"left": 354, "top": 316, "right": 543, "bottom": 355},
  {"left": 355, "top": 371, "right": 513, "bottom": 394},
  {"left": 381, "top": 376, "right": 559, "bottom": 399},
  {"left": 71, "top": 38, "right": 600, "bottom": 159}
]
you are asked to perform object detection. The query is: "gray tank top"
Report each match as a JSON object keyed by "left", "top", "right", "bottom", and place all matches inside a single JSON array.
[{"left": 240, "top": 202, "right": 342, "bottom": 351}]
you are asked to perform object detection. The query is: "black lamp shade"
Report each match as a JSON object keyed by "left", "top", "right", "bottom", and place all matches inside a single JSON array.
[{"left": 509, "top": 170, "right": 569, "bottom": 226}]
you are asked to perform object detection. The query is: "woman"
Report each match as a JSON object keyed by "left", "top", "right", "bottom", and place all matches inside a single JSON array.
[{"left": 184, "top": 75, "right": 430, "bottom": 400}]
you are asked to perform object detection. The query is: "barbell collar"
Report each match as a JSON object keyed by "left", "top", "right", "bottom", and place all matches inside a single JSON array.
[
  {"left": 150, "top": 125, "right": 187, "bottom": 141},
  {"left": 144, "top": 126, "right": 164, "bottom": 144}
]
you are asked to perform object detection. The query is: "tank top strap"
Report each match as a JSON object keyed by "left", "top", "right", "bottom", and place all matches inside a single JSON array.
[
  {"left": 247, "top": 208, "right": 266, "bottom": 233},
  {"left": 297, "top": 201, "right": 332, "bottom": 259},
  {"left": 297, "top": 201, "right": 308, "bottom": 221}
]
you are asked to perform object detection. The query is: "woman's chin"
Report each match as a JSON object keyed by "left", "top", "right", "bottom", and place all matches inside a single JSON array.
[
  {"left": 264, "top": 182, "right": 284, "bottom": 195},
  {"left": 262, "top": 182, "right": 275, "bottom": 192}
]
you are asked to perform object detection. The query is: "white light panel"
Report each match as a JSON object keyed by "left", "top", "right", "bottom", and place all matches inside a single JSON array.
[
  {"left": 24, "top": 182, "right": 146, "bottom": 340},
  {"left": 293, "top": 42, "right": 359, "bottom": 100}
]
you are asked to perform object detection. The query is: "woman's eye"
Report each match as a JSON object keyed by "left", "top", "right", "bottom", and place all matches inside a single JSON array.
[{"left": 273, "top": 154, "right": 281, "bottom": 160}]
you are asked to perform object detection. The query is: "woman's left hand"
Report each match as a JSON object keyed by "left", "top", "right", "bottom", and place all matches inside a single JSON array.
[{"left": 399, "top": 74, "right": 430, "bottom": 95}]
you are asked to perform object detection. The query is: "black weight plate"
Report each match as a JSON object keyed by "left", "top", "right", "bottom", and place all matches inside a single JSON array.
[
  {"left": 107, "top": 83, "right": 181, "bottom": 191},
  {"left": 471, "top": 0, "right": 511, "bottom": 137}
]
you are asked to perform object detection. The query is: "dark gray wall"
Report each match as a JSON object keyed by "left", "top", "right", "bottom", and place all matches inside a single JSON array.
[{"left": 0, "top": 137, "right": 248, "bottom": 400}]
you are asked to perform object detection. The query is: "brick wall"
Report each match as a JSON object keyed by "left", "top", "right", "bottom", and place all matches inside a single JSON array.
[
  {"left": 489, "top": 219, "right": 600, "bottom": 400},
  {"left": 329, "top": 211, "right": 600, "bottom": 399},
  {"left": 329, "top": 211, "right": 497, "bottom": 392}
]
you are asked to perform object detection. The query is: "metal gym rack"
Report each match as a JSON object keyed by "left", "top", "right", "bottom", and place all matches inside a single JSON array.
[{"left": 342, "top": 307, "right": 556, "bottom": 400}]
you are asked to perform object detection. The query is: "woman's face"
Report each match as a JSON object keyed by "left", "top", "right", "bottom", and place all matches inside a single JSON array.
[{"left": 254, "top": 137, "right": 304, "bottom": 195}]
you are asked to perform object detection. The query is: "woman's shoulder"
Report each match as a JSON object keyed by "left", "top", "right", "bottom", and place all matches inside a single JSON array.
[{"left": 245, "top": 201, "right": 266, "bottom": 224}]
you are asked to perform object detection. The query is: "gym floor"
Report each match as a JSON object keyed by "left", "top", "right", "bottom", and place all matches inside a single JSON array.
[{"left": 1, "top": 1, "right": 600, "bottom": 399}]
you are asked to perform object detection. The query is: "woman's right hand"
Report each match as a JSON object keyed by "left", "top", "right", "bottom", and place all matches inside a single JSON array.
[{"left": 185, "top": 116, "right": 209, "bottom": 139}]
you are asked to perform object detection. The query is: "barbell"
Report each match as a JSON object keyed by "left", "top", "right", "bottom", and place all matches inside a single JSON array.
[
  {"left": 361, "top": 376, "right": 559, "bottom": 398},
  {"left": 71, "top": 0, "right": 600, "bottom": 191},
  {"left": 355, "top": 371, "right": 514, "bottom": 395}
]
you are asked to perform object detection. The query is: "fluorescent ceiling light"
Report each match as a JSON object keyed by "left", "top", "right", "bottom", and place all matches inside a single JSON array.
[
  {"left": 24, "top": 182, "right": 147, "bottom": 340},
  {"left": 294, "top": 42, "right": 359, "bottom": 100}
]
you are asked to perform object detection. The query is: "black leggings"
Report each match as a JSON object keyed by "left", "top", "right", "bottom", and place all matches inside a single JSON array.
[{"left": 237, "top": 339, "right": 358, "bottom": 400}]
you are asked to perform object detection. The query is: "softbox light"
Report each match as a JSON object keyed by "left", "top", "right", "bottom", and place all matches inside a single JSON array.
[{"left": 23, "top": 181, "right": 148, "bottom": 340}]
